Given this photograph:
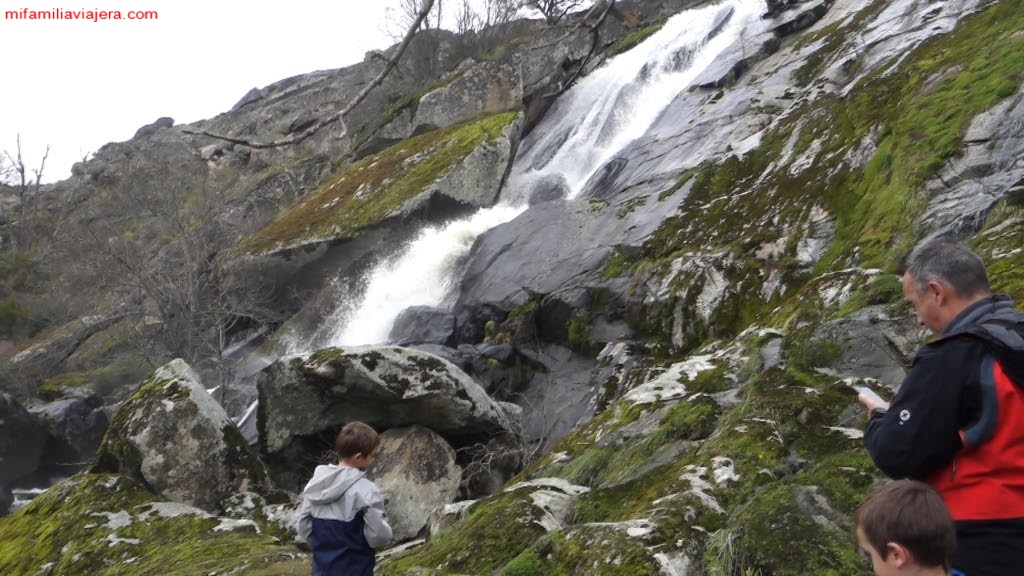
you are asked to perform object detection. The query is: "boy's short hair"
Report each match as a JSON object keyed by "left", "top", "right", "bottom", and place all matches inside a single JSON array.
[
  {"left": 856, "top": 479, "right": 955, "bottom": 568},
  {"left": 335, "top": 421, "right": 380, "bottom": 458}
]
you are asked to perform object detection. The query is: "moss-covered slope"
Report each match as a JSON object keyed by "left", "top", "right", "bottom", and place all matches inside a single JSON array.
[
  {"left": 378, "top": 1, "right": 1024, "bottom": 574},
  {"left": 239, "top": 112, "right": 520, "bottom": 255},
  {"left": 0, "top": 474, "right": 306, "bottom": 576}
]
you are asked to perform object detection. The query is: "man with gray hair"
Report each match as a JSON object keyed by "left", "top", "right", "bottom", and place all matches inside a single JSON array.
[{"left": 860, "top": 236, "right": 1024, "bottom": 576}]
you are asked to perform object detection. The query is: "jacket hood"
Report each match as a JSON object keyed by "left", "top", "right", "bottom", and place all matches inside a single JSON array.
[
  {"left": 302, "top": 464, "right": 365, "bottom": 505},
  {"left": 945, "top": 294, "right": 1024, "bottom": 385}
]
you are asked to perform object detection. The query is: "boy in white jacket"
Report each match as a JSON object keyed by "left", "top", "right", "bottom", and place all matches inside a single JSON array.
[{"left": 297, "top": 422, "right": 393, "bottom": 576}]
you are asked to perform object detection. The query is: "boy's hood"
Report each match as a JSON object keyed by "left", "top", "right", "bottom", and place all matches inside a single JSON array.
[{"left": 302, "top": 464, "right": 365, "bottom": 505}]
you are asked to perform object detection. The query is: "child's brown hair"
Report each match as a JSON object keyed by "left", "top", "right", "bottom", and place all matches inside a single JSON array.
[
  {"left": 335, "top": 421, "right": 380, "bottom": 459},
  {"left": 856, "top": 479, "right": 955, "bottom": 569}
]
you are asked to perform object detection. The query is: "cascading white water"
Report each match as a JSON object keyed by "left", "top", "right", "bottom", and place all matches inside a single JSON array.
[
  {"left": 315, "top": 0, "right": 767, "bottom": 349},
  {"left": 322, "top": 204, "right": 526, "bottom": 346},
  {"left": 506, "top": 0, "right": 767, "bottom": 203}
]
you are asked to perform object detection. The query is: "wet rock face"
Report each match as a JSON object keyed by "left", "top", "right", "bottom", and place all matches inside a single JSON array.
[
  {"left": 810, "top": 305, "right": 923, "bottom": 390},
  {"left": 257, "top": 346, "right": 521, "bottom": 488},
  {"left": 919, "top": 90, "right": 1024, "bottom": 236},
  {"left": 0, "top": 484, "right": 11, "bottom": 516},
  {"left": 371, "top": 425, "right": 462, "bottom": 541},
  {"left": 91, "top": 360, "right": 271, "bottom": 512},
  {"left": 413, "top": 58, "right": 522, "bottom": 134},
  {"left": 389, "top": 306, "right": 457, "bottom": 346},
  {"left": 0, "top": 394, "right": 47, "bottom": 488},
  {"left": 29, "top": 395, "right": 109, "bottom": 465}
]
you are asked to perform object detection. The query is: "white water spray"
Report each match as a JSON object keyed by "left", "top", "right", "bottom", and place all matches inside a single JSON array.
[
  {"left": 323, "top": 204, "right": 526, "bottom": 346},
  {"left": 313, "top": 0, "right": 767, "bottom": 349}
]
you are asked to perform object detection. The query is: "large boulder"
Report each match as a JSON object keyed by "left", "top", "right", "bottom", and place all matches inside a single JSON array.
[
  {"left": 371, "top": 425, "right": 462, "bottom": 541},
  {"left": 258, "top": 346, "right": 521, "bottom": 488},
  {"left": 413, "top": 58, "right": 522, "bottom": 134},
  {"left": 91, "top": 359, "right": 272, "bottom": 512},
  {"left": 29, "top": 395, "right": 110, "bottom": 465},
  {"left": 0, "top": 394, "right": 48, "bottom": 487},
  {"left": 389, "top": 306, "right": 457, "bottom": 346},
  {"left": 8, "top": 313, "right": 126, "bottom": 385}
]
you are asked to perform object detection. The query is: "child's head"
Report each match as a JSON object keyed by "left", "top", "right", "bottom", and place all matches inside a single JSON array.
[
  {"left": 855, "top": 479, "right": 955, "bottom": 575},
  {"left": 335, "top": 421, "right": 380, "bottom": 471}
]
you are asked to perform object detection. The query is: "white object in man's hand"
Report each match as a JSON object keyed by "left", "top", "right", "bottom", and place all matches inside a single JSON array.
[{"left": 856, "top": 386, "right": 890, "bottom": 411}]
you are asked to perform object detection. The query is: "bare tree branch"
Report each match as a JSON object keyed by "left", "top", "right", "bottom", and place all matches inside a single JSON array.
[
  {"left": 183, "top": 0, "right": 438, "bottom": 150},
  {"left": 547, "top": 0, "right": 616, "bottom": 98}
]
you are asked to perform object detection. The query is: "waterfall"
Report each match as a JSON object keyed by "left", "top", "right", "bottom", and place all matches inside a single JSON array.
[
  {"left": 504, "top": 0, "right": 766, "bottom": 203},
  {"left": 321, "top": 204, "right": 526, "bottom": 346},
  {"left": 313, "top": 0, "right": 767, "bottom": 349}
]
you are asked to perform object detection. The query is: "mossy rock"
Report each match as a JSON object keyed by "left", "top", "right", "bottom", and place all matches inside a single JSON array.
[
  {"left": 638, "top": 0, "right": 1024, "bottom": 300},
  {"left": 730, "top": 484, "right": 865, "bottom": 575},
  {"left": 240, "top": 112, "right": 520, "bottom": 255},
  {"left": 541, "top": 521, "right": 666, "bottom": 575},
  {"left": 38, "top": 371, "right": 91, "bottom": 400},
  {"left": 377, "top": 485, "right": 550, "bottom": 575},
  {"left": 972, "top": 205, "right": 1024, "bottom": 303},
  {"left": 91, "top": 360, "right": 272, "bottom": 511},
  {"left": 0, "top": 474, "right": 308, "bottom": 576}
]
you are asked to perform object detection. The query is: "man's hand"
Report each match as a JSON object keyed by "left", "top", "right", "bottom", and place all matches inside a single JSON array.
[{"left": 856, "top": 386, "right": 890, "bottom": 411}]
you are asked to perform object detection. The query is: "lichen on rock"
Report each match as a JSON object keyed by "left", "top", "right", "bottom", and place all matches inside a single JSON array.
[{"left": 91, "top": 359, "right": 271, "bottom": 512}]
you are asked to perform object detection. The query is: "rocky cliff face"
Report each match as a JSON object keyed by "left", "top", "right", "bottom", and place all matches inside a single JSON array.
[{"left": 2, "top": 0, "right": 1024, "bottom": 573}]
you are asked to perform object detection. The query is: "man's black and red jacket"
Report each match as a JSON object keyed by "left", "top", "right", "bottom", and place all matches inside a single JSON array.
[{"left": 863, "top": 294, "right": 1024, "bottom": 576}]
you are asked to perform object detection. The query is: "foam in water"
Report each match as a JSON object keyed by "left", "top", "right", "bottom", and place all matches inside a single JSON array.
[{"left": 322, "top": 204, "right": 526, "bottom": 346}]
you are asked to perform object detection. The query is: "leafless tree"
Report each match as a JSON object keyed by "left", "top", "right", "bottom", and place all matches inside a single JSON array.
[
  {"left": 72, "top": 162, "right": 281, "bottom": 399},
  {"left": 454, "top": 0, "right": 519, "bottom": 34},
  {"left": 484, "top": 0, "right": 521, "bottom": 27},
  {"left": 520, "top": 0, "right": 588, "bottom": 24},
  {"left": 454, "top": 0, "right": 482, "bottom": 34},
  {"left": 386, "top": 0, "right": 445, "bottom": 37},
  {"left": 2, "top": 135, "right": 51, "bottom": 252},
  {"left": 184, "top": 0, "right": 438, "bottom": 150}
]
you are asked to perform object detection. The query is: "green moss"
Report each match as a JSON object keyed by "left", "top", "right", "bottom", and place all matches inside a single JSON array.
[
  {"left": 566, "top": 311, "right": 593, "bottom": 353},
  {"left": 38, "top": 357, "right": 154, "bottom": 401},
  {"left": 544, "top": 524, "right": 662, "bottom": 576},
  {"left": 241, "top": 112, "right": 519, "bottom": 254},
  {"left": 655, "top": 396, "right": 719, "bottom": 442},
  {"left": 38, "top": 371, "right": 91, "bottom": 398},
  {"left": 0, "top": 474, "right": 307, "bottom": 576},
  {"left": 835, "top": 273, "right": 904, "bottom": 317},
  {"left": 687, "top": 366, "right": 735, "bottom": 394},
  {"left": 971, "top": 205, "right": 1024, "bottom": 303},
  {"left": 377, "top": 487, "right": 549, "bottom": 575},
  {"left": 607, "top": 21, "right": 667, "bottom": 57},
  {"left": 90, "top": 375, "right": 184, "bottom": 481},
  {"left": 731, "top": 484, "right": 863, "bottom": 576},
  {"left": 635, "top": 0, "right": 1024, "bottom": 323},
  {"left": 602, "top": 250, "right": 633, "bottom": 279},
  {"left": 502, "top": 548, "right": 547, "bottom": 576},
  {"left": 783, "top": 329, "right": 843, "bottom": 371}
]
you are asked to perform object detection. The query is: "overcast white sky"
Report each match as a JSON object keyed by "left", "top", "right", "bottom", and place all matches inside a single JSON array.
[{"left": 0, "top": 1, "right": 399, "bottom": 182}]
